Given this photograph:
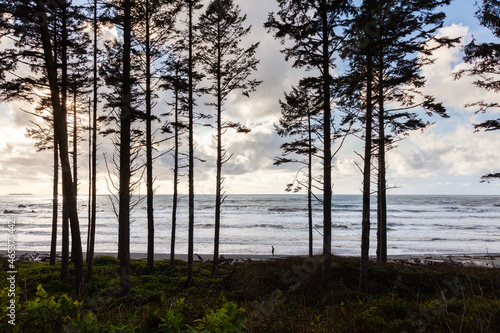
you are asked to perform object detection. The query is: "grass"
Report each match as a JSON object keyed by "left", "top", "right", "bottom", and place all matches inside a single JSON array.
[{"left": 1, "top": 255, "right": 500, "bottom": 332}]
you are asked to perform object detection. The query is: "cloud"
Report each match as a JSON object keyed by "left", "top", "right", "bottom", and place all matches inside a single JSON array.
[
  {"left": 422, "top": 24, "right": 500, "bottom": 113},
  {"left": 388, "top": 123, "right": 500, "bottom": 179},
  {"left": 2, "top": 5, "right": 500, "bottom": 197}
]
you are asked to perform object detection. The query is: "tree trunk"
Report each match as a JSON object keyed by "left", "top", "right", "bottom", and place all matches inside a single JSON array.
[
  {"left": 50, "top": 139, "right": 58, "bottom": 265},
  {"left": 37, "top": 0, "right": 84, "bottom": 294},
  {"left": 170, "top": 84, "right": 179, "bottom": 267},
  {"left": 187, "top": 0, "right": 195, "bottom": 284},
  {"left": 61, "top": 198, "right": 69, "bottom": 280},
  {"left": 87, "top": 0, "right": 98, "bottom": 281},
  {"left": 73, "top": 89, "right": 77, "bottom": 197},
  {"left": 308, "top": 112, "right": 313, "bottom": 258},
  {"left": 213, "top": 18, "right": 222, "bottom": 277},
  {"left": 61, "top": 2, "right": 70, "bottom": 279},
  {"left": 360, "top": 7, "right": 375, "bottom": 293},
  {"left": 118, "top": 0, "right": 132, "bottom": 297},
  {"left": 359, "top": 0, "right": 373, "bottom": 293},
  {"left": 321, "top": 0, "right": 332, "bottom": 282},
  {"left": 377, "top": 54, "right": 387, "bottom": 263},
  {"left": 87, "top": 99, "right": 91, "bottom": 261},
  {"left": 145, "top": 0, "right": 155, "bottom": 274}
]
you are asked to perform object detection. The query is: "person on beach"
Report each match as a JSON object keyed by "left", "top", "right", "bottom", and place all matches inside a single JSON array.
[{"left": 272, "top": 245, "right": 275, "bottom": 256}]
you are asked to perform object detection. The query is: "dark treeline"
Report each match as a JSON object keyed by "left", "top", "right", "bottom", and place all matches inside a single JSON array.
[{"left": 0, "top": 0, "right": 497, "bottom": 296}]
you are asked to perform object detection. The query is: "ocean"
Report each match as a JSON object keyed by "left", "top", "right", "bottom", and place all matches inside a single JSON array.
[{"left": 2, "top": 194, "right": 500, "bottom": 257}]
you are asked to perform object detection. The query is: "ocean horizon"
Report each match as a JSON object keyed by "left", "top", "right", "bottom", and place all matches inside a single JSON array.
[{"left": 2, "top": 194, "right": 500, "bottom": 257}]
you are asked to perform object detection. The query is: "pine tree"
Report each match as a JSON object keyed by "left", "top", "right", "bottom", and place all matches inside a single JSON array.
[
  {"left": 87, "top": 0, "right": 100, "bottom": 281},
  {"left": 274, "top": 80, "right": 321, "bottom": 257},
  {"left": 161, "top": 54, "right": 190, "bottom": 268},
  {"left": 265, "top": 0, "right": 352, "bottom": 281},
  {"left": 100, "top": 0, "right": 140, "bottom": 296},
  {"left": 185, "top": 0, "right": 203, "bottom": 284},
  {"left": 0, "top": 0, "right": 88, "bottom": 293},
  {"left": 336, "top": 0, "right": 377, "bottom": 293},
  {"left": 132, "top": 0, "right": 180, "bottom": 273},
  {"left": 36, "top": 0, "right": 85, "bottom": 294},
  {"left": 367, "top": 0, "right": 456, "bottom": 263},
  {"left": 197, "top": 0, "right": 260, "bottom": 276}
]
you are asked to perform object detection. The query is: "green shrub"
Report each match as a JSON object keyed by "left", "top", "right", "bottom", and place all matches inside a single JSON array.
[{"left": 14, "top": 285, "right": 81, "bottom": 332}]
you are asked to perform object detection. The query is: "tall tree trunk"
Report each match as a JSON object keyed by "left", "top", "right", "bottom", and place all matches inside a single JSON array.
[
  {"left": 360, "top": 9, "right": 375, "bottom": 293},
  {"left": 359, "top": 51, "right": 373, "bottom": 292},
  {"left": 170, "top": 84, "right": 179, "bottom": 267},
  {"left": 308, "top": 112, "right": 313, "bottom": 258},
  {"left": 61, "top": 2, "right": 70, "bottom": 279},
  {"left": 145, "top": 0, "right": 155, "bottom": 274},
  {"left": 213, "top": 18, "right": 222, "bottom": 277},
  {"left": 87, "top": 0, "right": 98, "bottom": 281},
  {"left": 61, "top": 196, "right": 69, "bottom": 279},
  {"left": 321, "top": 0, "right": 332, "bottom": 282},
  {"left": 187, "top": 0, "right": 195, "bottom": 284},
  {"left": 118, "top": 0, "right": 132, "bottom": 297},
  {"left": 37, "top": 0, "right": 84, "bottom": 294},
  {"left": 73, "top": 87, "right": 78, "bottom": 197},
  {"left": 377, "top": 54, "right": 387, "bottom": 263},
  {"left": 52, "top": 5, "right": 67, "bottom": 276},
  {"left": 50, "top": 139, "right": 58, "bottom": 265},
  {"left": 87, "top": 99, "right": 91, "bottom": 261}
]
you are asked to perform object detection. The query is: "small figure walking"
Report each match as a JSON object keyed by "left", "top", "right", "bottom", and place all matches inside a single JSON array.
[{"left": 272, "top": 245, "right": 275, "bottom": 256}]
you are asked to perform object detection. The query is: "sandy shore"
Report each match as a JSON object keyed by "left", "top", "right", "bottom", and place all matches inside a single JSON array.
[{"left": 2, "top": 251, "right": 500, "bottom": 268}]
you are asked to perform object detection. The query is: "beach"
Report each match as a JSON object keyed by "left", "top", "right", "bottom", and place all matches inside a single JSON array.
[{"left": 4, "top": 251, "right": 500, "bottom": 268}]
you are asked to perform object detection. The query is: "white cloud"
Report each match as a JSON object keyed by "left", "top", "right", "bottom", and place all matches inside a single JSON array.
[
  {"left": 422, "top": 24, "right": 500, "bottom": 112},
  {"left": 388, "top": 123, "right": 500, "bottom": 180}
]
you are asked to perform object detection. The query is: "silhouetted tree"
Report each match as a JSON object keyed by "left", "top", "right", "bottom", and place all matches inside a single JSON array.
[
  {"left": 0, "top": 0, "right": 87, "bottom": 293},
  {"left": 185, "top": 0, "right": 203, "bottom": 284},
  {"left": 366, "top": 0, "right": 455, "bottom": 263},
  {"left": 37, "top": 0, "right": 85, "bottom": 294},
  {"left": 274, "top": 80, "right": 321, "bottom": 257},
  {"left": 100, "top": 0, "right": 139, "bottom": 296},
  {"left": 161, "top": 54, "right": 190, "bottom": 268},
  {"left": 336, "top": 0, "right": 377, "bottom": 293},
  {"left": 197, "top": 0, "right": 260, "bottom": 276},
  {"left": 265, "top": 0, "right": 352, "bottom": 281},
  {"left": 86, "top": 0, "right": 101, "bottom": 281}
]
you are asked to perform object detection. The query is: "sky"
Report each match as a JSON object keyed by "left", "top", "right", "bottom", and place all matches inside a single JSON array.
[{"left": 0, "top": 0, "right": 499, "bottom": 196}]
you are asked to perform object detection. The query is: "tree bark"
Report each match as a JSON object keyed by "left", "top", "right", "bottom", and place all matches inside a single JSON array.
[
  {"left": 36, "top": 0, "right": 84, "bottom": 294},
  {"left": 170, "top": 83, "right": 179, "bottom": 267},
  {"left": 118, "top": 0, "right": 132, "bottom": 296},
  {"left": 376, "top": 53, "right": 387, "bottom": 263},
  {"left": 50, "top": 139, "right": 58, "bottom": 266},
  {"left": 359, "top": 0, "right": 373, "bottom": 293},
  {"left": 321, "top": 0, "right": 332, "bottom": 282},
  {"left": 308, "top": 112, "right": 313, "bottom": 258},
  {"left": 213, "top": 16, "right": 222, "bottom": 277},
  {"left": 73, "top": 88, "right": 78, "bottom": 197},
  {"left": 187, "top": 0, "right": 195, "bottom": 284},
  {"left": 61, "top": 1, "right": 70, "bottom": 279},
  {"left": 61, "top": 197, "right": 69, "bottom": 279},
  {"left": 87, "top": 0, "right": 98, "bottom": 281},
  {"left": 145, "top": 0, "right": 155, "bottom": 274},
  {"left": 87, "top": 98, "right": 91, "bottom": 261},
  {"left": 360, "top": 4, "right": 375, "bottom": 293}
]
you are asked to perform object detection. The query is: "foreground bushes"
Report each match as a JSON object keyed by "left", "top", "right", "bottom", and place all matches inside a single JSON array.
[{"left": 1, "top": 256, "right": 500, "bottom": 332}]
